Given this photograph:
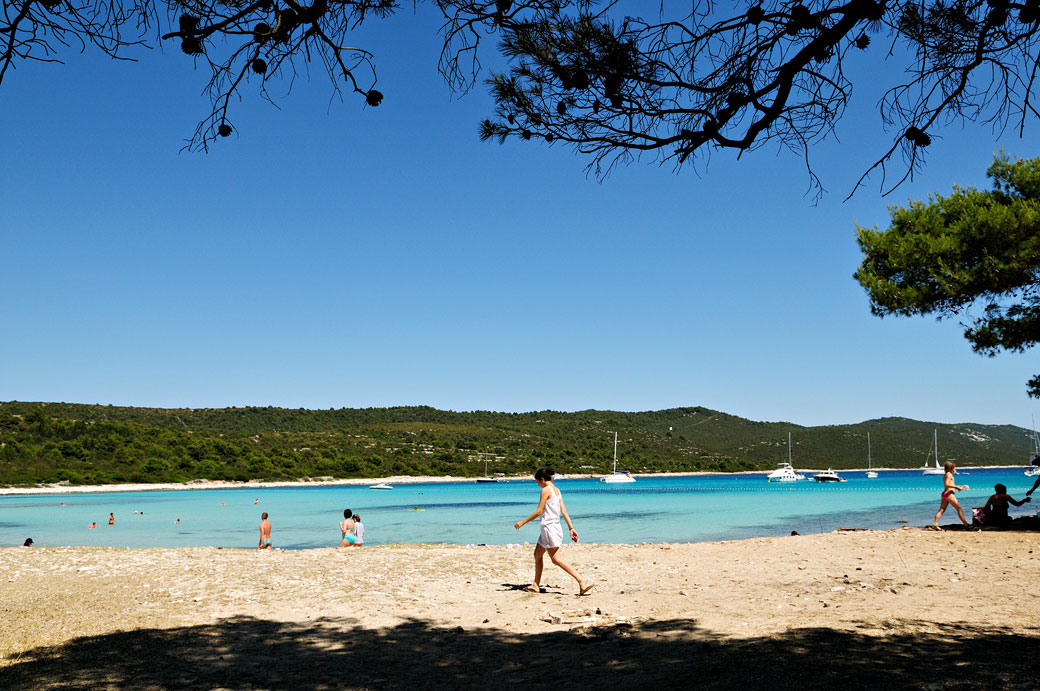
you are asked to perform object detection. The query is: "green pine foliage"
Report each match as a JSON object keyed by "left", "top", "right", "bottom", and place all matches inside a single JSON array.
[
  {"left": 855, "top": 153, "right": 1040, "bottom": 395},
  {"left": 0, "top": 402, "right": 1032, "bottom": 486}
]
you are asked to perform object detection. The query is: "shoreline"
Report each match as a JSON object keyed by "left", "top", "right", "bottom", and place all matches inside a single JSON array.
[{"left": 1, "top": 464, "right": 1035, "bottom": 496}]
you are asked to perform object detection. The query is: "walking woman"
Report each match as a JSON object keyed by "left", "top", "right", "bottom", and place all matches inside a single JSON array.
[
  {"left": 931, "top": 461, "right": 972, "bottom": 529},
  {"left": 514, "top": 467, "right": 594, "bottom": 595}
]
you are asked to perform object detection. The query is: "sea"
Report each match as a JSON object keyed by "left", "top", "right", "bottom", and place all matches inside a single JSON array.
[{"left": 2, "top": 468, "right": 1037, "bottom": 549}]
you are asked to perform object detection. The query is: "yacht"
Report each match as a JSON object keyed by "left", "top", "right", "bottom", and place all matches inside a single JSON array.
[
  {"left": 813, "top": 469, "right": 846, "bottom": 483},
  {"left": 766, "top": 433, "right": 806, "bottom": 482},
  {"left": 766, "top": 463, "right": 805, "bottom": 482},
  {"left": 368, "top": 483, "right": 394, "bottom": 490},
  {"left": 601, "top": 432, "right": 636, "bottom": 483}
]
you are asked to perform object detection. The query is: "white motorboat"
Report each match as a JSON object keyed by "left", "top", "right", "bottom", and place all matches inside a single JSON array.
[
  {"left": 368, "top": 483, "right": 393, "bottom": 490},
  {"left": 766, "top": 463, "right": 804, "bottom": 482},
  {"left": 922, "top": 429, "right": 945, "bottom": 475},
  {"left": 766, "top": 433, "right": 806, "bottom": 482},
  {"left": 601, "top": 432, "right": 636, "bottom": 483},
  {"left": 814, "top": 468, "right": 846, "bottom": 483},
  {"left": 866, "top": 433, "right": 878, "bottom": 478}
]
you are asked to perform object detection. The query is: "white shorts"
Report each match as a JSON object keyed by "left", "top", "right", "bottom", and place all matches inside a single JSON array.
[{"left": 537, "top": 521, "right": 563, "bottom": 548}]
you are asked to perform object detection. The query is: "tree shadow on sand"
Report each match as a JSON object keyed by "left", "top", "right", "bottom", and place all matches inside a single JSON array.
[{"left": 1, "top": 616, "right": 1038, "bottom": 690}]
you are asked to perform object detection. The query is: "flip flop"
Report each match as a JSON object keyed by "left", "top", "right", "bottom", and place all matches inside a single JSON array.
[{"left": 579, "top": 582, "right": 595, "bottom": 596}]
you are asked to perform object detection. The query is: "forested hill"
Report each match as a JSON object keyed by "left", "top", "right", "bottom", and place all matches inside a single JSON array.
[{"left": 0, "top": 402, "right": 1034, "bottom": 486}]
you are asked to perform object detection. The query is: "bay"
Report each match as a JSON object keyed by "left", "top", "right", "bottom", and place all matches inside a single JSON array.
[{"left": 1, "top": 468, "right": 1036, "bottom": 549}]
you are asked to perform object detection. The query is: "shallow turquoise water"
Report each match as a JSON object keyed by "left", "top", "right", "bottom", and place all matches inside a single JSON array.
[{"left": 2, "top": 468, "right": 1036, "bottom": 549}]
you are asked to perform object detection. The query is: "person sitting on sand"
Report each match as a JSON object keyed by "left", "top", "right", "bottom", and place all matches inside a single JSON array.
[
  {"left": 258, "top": 512, "right": 272, "bottom": 550},
  {"left": 931, "top": 462, "right": 971, "bottom": 530},
  {"left": 339, "top": 509, "right": 356, "bottom": 547},
  {"left": 513, "top": 467, "right": 594, "bottom": 596},
  {"left": 975, "top": 484, "right": 1031, "bottom": 527},
  {"left": 352, "top": 513, "right": 365, "bottom": 547}
]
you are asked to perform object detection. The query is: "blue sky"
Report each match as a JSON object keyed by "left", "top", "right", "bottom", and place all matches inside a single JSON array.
[{"left": 2, "top": 6, "right": 1037, "bottom": 428}]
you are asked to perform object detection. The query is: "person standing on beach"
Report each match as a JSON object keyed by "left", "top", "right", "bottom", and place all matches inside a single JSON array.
[
  {"left": 339, "top": 509, "right": 356, "bottom": 547},
  {"left": 931, "top": 462, "right": 971, "bottom": 529},
  {"left": 258, "top": 512, "right": 272, "bottom": 550},
  {"left": 514, "top": 467, "right": 594, "bottom": 596}
]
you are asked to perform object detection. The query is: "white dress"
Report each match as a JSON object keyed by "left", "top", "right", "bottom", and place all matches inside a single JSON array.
[{"left": 537, "top": 488, "right": 564, "bottom": 548}]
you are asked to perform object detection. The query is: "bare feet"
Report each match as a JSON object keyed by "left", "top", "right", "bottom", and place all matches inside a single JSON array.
[
  {"left": 578, "top": 581, "right": 595, "bottom": 596},
  {"left": 522, "top": 584, "right": 541, "bottom": 593}
]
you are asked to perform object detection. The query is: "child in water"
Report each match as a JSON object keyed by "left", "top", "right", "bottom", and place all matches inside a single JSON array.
[
  {"left": 352, "top": 513, "right": 365, "bottom": 547},
  {"left": 931, "top": 461, "right": 971, "bottom": 529},
  {"left": 513, "top": 467, "right": 594, "bottom": 596}
]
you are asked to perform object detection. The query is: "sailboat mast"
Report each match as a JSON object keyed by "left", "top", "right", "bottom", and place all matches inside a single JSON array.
[
  {"left": 934, "top": 429, "right": 939, "bottom": 468},
  {"left": 613, "top": 432, "right": 618, "bottom": 473},
  {"left": 867, "top": 433, "right": 871, "bottom": 470}
]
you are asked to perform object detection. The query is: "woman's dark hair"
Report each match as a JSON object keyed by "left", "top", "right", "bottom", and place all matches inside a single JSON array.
[
  {"left": 23, "top": 538, "right": 33, "bottom": 546},
  {"left": 534, "top": 467, "right": 555, "bottom": 482},
  {"left": 343, "top": 509, "right": 353, "bottom": 519},
  {"left": 995, "top": 483, "right": 1007, "bottom": 494}
]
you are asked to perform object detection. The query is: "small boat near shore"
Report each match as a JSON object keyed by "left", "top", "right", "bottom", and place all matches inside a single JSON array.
[{"left": 368, "top": 483, "right": 393, "bottom": 490}]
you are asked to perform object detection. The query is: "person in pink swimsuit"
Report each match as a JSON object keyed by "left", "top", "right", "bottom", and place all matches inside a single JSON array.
[
  {"left": 513, "top": 467, "right": 594, "bottom": 596},
  {"left": 931, "top": 462, "right": 971, "bottom": 529}
]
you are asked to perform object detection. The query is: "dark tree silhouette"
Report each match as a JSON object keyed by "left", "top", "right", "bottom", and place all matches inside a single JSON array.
[{"left": 3, "top": 1, "right": 1039, "bottom": 194}]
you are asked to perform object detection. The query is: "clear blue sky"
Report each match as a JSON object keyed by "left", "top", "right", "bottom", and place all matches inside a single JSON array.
[{"left": 2, "top": 7, "right": 1036, "bottom": 428}]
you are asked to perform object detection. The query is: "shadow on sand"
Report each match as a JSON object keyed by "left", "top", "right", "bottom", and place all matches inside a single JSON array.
[{"left": 1, "top": 616, "right": 1038, "bottom": 690}]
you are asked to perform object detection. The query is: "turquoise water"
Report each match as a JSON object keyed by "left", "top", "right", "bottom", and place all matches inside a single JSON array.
[{"left": 2, "top": 468, "right": 1036, "bottom": 549}]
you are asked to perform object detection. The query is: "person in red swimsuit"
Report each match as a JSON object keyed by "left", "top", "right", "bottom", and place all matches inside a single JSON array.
[{"left": 931, "top": 462, "right": 971, "bottom": 530}]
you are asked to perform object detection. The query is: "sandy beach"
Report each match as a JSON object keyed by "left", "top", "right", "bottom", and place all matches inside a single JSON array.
[{"left": 1, "top": 527, "right": 1038, "bottom": 690}]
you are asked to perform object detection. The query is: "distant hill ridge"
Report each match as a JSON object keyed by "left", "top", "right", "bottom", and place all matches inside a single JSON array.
[{"left": 0, "top": 401, "right": 1033, "bottom": 486}]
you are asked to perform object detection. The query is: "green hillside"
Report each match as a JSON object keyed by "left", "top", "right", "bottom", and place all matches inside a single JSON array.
[{"left": 0, "top": 402, "right": 1034, "bottom": 486}]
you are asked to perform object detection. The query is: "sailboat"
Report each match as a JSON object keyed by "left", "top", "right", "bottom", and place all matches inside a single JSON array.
[
  {"left": 866, "top": 432, "right": 878, "bottom": 478},
  {"left": 1026, "top": 419, "right": 1040, "bottom": 477},
  {"left": 921, "top": 429, "right": 945, "bottom": 475},
  {"left": 476, "top": 451, "right": 499, "bottom": 482},
  {"left": 601, "top": 431, "right": 636, "bottom": 483}
]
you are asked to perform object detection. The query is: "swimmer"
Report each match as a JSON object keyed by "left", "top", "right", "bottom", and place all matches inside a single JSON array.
[
  {"left": 175, "top": 518, "right": 180, "bottom": 525},
  {"left": 108, "top": 513, "right": 115, "bottom": 526},
  {"left": 258, "top": 512, "right": 272, "bottom": 550},
  {"left": 254, "top": 498, "right": 259, "bottom": 504},
  {"left": 339, "top": 509, "right": 356, "bottom": 547}
]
